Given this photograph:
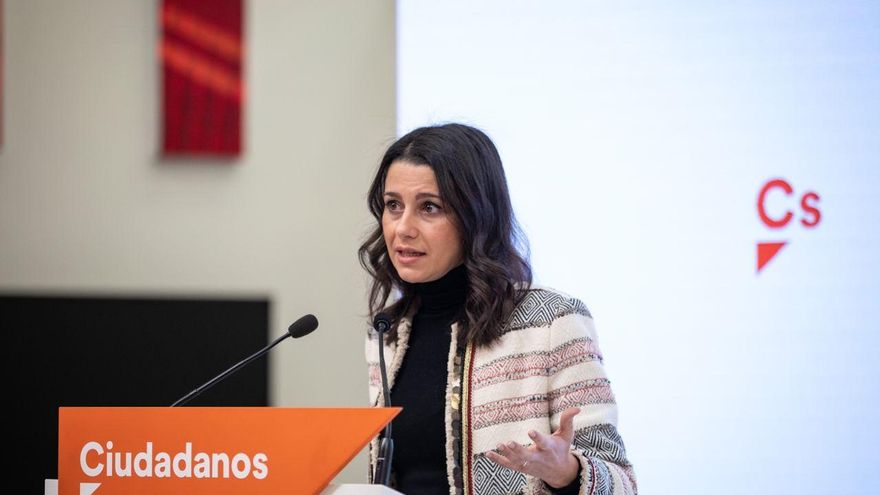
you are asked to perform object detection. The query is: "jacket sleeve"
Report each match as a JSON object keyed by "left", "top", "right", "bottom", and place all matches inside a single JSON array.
[{"left": 529, "top": 296, "right": 637, "bottom": 495}]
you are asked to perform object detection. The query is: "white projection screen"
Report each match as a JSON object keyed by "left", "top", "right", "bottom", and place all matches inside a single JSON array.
[{"left": 397, "top": 1, "right": 880, "bottom": 493}]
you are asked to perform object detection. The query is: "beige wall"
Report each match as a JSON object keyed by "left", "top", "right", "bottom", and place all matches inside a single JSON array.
[{"left": 0, "top": 0, "right": 395, "bottom": 483}]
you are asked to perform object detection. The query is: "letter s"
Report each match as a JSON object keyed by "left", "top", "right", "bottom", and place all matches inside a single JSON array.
[
  {"left": 800, "top": 191, "right": 821, "bottom": 227},
  {"left": 80, "top": 441, "right": 104, "bottom": 477},
  {"left": 758, "top": 179, "right": 794, "bottom": 229},
  {"left": 252, "top": 453, "right": 269, "bottom": 480}
]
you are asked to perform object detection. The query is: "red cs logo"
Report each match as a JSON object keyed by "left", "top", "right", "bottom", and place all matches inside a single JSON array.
[{"left": 756, "top": 178, "right": 821, "bottom": 273}]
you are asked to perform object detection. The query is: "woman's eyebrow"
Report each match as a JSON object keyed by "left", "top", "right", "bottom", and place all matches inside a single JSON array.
[{"left": 383, "top": 191, "right": 442, "bottom": 200}]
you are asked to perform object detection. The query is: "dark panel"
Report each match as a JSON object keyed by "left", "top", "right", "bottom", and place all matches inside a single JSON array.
[{"left": 0, "top": 294, "right": 269, "bottom": 493}]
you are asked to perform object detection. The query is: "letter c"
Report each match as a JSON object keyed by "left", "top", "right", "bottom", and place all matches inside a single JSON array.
[
  {"left": 758, "top": 179, "right": 794, "bottom": 229},
  {"left": 80, "top": 441, "right": 104, "bottom": 477}
]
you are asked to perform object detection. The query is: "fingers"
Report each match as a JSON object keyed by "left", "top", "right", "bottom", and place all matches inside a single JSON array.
[
  {"left": 554, "top": 407, "right": 581, "bottom": 439},
  {"left": 486, "top": 442, "right": 531, "bottom": 473},
  {"left": 484, "top": 450, "right": 509, "bottom": 468},
  {"left": 502, "top": 441, "right": 529, "bottom": 460},
  {"left": 528, "top": 429, "right": 552, "bottom": 450},
  {"left": 485, "top": 417, "right": 584, "bottom": 484},
  {"left": 485, "top": 450, "right": 520, "bottom": 472}
]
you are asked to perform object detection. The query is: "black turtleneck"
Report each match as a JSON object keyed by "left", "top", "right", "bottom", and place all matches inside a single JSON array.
[
  {"left": 389, "top": 264, "right": 581, "bottom": 495},
  {"left": 391, "top": 264, "right": 467, "bottom": 494}
]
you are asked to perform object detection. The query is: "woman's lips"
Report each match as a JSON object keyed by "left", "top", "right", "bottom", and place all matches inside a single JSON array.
[{"left": 396, "top": 249, "right": 425, "bottom": 264}]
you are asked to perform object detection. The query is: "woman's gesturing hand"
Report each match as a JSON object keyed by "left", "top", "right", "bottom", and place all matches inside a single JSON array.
[{"left": 484, "top": 407, "right": 582, "bottom": 489}]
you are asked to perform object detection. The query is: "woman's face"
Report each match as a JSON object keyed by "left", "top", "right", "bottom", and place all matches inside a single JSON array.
[{"left": 382, "top": 160, "right": 464, "bottom": 283}]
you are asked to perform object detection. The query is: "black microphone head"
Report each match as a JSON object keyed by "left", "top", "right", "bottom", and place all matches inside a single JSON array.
[
  {"left": 373, "top": 313, "right": 392, "bottom": 333},
  {"left": 287, "top": 314, "right": 319, "bottom": 338}
]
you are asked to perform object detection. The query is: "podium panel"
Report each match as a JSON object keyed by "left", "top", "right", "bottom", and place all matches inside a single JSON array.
[
  {"left": 46, "top": 480, "right": 404, "bottom": 495},
  {"left": 58, "top": 407, "right": 399, "bottom": 495}
]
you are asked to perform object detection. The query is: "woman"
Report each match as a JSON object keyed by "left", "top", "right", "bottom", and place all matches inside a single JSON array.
[{"left": 360, "top": 124, "right": 637, "bottom": 495}]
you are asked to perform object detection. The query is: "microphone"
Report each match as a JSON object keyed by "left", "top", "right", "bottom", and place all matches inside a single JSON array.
[
  {"left": 372, "top": 312, "right": 394, "bottom": 486},
  {"left": 171, "top": 314, "right": 319, "bottom": 407}
]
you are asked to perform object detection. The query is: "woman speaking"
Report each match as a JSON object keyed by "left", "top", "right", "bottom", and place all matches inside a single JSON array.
[{"left": 360, "top": 124, "right": 637, "bottom": 495}]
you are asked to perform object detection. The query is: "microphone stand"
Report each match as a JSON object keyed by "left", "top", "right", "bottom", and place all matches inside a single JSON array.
[
  {"left": 171, "top": 332, "right": 289, "bottom": 407},
  {"left": 372, "top": 314, "right": 394, "bottom": 486},
  {"left": 171, "top": 314, "right": 318, "bottom": 407}
]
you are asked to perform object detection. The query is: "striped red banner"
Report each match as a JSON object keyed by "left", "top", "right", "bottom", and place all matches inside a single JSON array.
[{"left": 161, "top": 0, "right": 243, "bottom": 156}]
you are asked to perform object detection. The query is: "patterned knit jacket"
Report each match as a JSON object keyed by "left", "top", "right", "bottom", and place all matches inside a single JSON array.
[{"left": 366, "top": 287, "right": 638, "bottom": 495}]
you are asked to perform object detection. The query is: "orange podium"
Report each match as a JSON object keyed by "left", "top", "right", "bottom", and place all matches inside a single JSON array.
[{"left": 56, "top": 407, "right": 400, "bottom": 495}]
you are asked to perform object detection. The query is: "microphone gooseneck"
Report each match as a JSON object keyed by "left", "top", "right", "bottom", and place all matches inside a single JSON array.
[
  {"left": 373, "top": 313, "right": 392, "bottom": 410},
  {"left": 372, "top": 312, "right": 394, "bottom": 486},
  {"left": 170, "top": 314, "right": 319, "bottom": 407}
]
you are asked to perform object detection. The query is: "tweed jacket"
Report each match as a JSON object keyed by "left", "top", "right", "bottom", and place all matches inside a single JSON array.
[{"left": 366, "top": 287, "right": 637, "bottom": 495}]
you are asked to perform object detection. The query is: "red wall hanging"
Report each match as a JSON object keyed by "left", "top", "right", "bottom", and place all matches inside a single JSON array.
[{"left": 160, "top": 0, "right": 243, "bottom": 156}]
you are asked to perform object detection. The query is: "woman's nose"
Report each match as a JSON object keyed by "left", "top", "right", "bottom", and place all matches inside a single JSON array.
[{"left": 396, "top": 210, "right": 418, "bottom": 239}]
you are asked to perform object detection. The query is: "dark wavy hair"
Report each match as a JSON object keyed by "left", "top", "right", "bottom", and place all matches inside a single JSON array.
[{"left": 358, "top": 123, "right": 532, "bottom": 347}]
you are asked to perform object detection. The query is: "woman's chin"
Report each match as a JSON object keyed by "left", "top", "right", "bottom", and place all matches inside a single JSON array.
[
  {"left": 396, "top": 267, "right": 435, "bottom": 284},
  {"left": 398, "top": 272, "right": 427, "bottom": 284}
]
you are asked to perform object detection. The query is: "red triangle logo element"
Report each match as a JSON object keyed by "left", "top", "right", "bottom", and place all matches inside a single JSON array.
[{"left": 757, "top": 241, "right": 787, "bottom": 273}]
